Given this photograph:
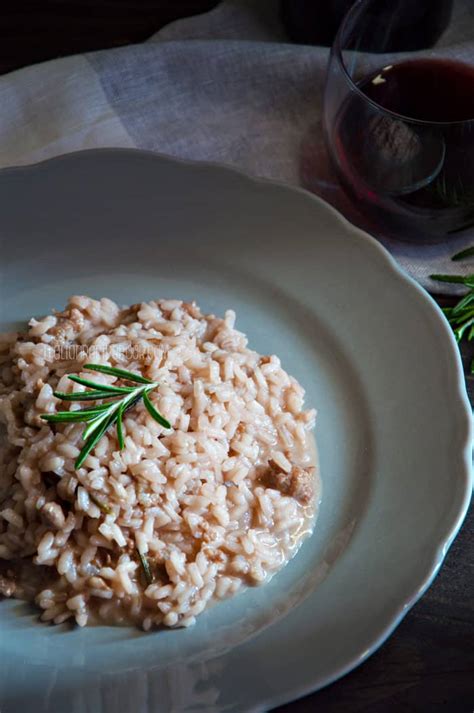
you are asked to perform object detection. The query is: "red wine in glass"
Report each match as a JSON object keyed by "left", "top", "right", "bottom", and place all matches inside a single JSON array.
[
  {"left": 333, "top": 58, "right": 474, "bottom": 238},
  {"left": 361, "top": 59, "right": 474, "bottom": 122}
]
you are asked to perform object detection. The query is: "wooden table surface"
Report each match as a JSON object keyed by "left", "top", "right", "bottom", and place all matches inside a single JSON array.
[{"left": 2, "top": 2, "right": 473, "bottom": 711}]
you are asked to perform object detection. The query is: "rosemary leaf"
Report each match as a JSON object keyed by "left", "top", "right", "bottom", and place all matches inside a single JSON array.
[
  {"left": 452, "top": 292, "right": 474, "bottom": 315},
  {"left": 116, "top": 402, "right": 125, "bottom": 450},
  {"left": 53, "top": 390, "right": 122, "bottom": 402},
  {"left": 84, "top": 363, "right": 153, "bottom": 385},
  {"left": 143, "top": 391, "right": 171, "bottom": 429},
  {"left": 137, "top": 549, "right": 154, "bottom": 585},
  {"left": 455, "top": 317, "right": 474, "bottom": 341},
  {"left": 82, "top": 406, "right": 118, "bottom": 441},
  {"left": 73, "top": 403, "right": 113, "bottom": 413},
  {"left": 123, "top": 392, "right": 146, "bottom": 415},
  {"left": 429, "top": 273, "right": 472, "bottom": 284},
  {"left": 68, "top": 375, "right": 134, "bottom": 394},
  {"left": 452, "top": 246, "right": 474, "bottom": 261},
  {"left": 40, "top": 410, "right": 106, "bottom": 423},
  {"left": 75, "top": 411, "right": 116, "bottom": 469},
  {"left": 449, "top": 307, "right": 474, "bottom": 326}
]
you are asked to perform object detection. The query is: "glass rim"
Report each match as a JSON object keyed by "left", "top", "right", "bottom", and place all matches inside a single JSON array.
[{"left": 333, "top": 0, "right": 474, "bottom": 127}]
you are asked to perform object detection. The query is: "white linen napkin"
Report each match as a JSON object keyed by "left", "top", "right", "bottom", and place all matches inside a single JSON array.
[{"left": 1, "top": 0, "right": 473, "bottom": 292}]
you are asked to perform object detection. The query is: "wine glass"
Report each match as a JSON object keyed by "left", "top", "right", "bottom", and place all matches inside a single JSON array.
[{"left": 323, "top": 0, "right": 474, "bottom": 243}]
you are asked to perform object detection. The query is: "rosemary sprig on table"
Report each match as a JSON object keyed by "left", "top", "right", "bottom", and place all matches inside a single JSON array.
[
  {"left": 40, "top": 364, "right": 171, "bottom": 469},
  {"left": 430, "top": 248, "right": 474, "bottom": 370},
  {"left": 451, "top": 246, "right": 474, "bottom": 262}
]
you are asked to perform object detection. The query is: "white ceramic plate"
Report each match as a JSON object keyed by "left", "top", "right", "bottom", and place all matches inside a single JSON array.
[{"left": 0, "top": 149, "right": 471, "bottom": 713}]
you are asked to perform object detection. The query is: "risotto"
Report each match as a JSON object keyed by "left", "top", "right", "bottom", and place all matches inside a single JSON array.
[{"left": 0, "top": 296, "right": 318, "bottom": 629}]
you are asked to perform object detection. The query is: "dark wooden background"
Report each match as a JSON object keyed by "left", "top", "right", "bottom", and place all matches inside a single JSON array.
[{"left": 1, "top": 2, "right": 472, "bottom": 711}]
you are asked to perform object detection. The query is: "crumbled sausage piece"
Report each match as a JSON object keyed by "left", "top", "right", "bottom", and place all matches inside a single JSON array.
[
  {"left": 0, "top": 574, "right": 16, "bottom": 598},
  {"left": 266, "top": 460, "right": 292, "bottom": 489},
  {"left": 263, "top": 461, "right": 314, "bottom": 505},
  {"left": 41, "top": 502, "right": 66, "bottom": 529},
  {"left": 288, "top": 466, "right": 314, "bottom": 505}
]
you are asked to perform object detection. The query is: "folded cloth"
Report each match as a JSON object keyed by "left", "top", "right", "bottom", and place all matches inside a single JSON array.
[{"left": 1, "top": 0, "right": 473, "bottom": 292}]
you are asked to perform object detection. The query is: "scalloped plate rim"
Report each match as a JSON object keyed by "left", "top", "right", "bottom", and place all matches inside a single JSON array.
[{"left": 0, "top": 148, "right": 471, "bottom": 711}]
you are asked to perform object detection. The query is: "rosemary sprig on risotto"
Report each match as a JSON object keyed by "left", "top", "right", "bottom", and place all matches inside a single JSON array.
[{"left": 40, "top": 364, "right": 171, "bottom": 469}]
